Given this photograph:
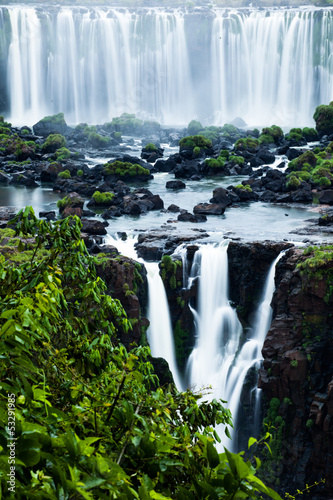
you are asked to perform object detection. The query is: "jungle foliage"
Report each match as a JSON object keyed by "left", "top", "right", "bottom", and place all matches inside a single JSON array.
[{"left": 0, "top": 208, "right": 281, "bottom": 499}]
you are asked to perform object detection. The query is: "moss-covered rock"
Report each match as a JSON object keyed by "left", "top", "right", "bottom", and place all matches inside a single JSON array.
[
  {"left": 33, "top": 112, "right": 70, "bottom": 137},
  {"left": 103, "top": 160, "right": 151, "bottom": 181},
  {"left": 179, "top": 135, "right": 213, "bottom": 151},
  {"left": 41, "top": 134, "right": 66, "bottom": 154},
  {"left": 313, "top": 102, "right": 333, "bottom": 137},
  {"left": 235, "top": 136, "right": 259, "bottom": 152}
]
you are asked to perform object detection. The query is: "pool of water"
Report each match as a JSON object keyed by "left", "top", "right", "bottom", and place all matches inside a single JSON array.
[{"left": 0, "top": 170, "right": 328, "bottom": 246}]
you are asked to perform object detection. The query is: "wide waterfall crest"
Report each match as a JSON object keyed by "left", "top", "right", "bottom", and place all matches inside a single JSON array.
[{"left": 1, "top": 6, "right": 333, "bottom": 126}]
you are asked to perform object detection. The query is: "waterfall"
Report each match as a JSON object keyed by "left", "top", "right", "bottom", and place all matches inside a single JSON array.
[
  {"left": 1, "top": 6, "right": 333, "bottom": 127},
  {"left": 146, "top": 262, "right": 183, "bottom": 391},
  {"left": 185, "top": 243, "right": 283, "bottom": 451},
  {"left": 104, "top": 234, "right": 183, "bottom": 391}
]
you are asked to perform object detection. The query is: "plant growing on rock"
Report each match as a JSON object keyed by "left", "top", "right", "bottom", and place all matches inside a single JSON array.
[
  {"left": 187, "top": 119, "right": 203, "bottom": 135},
  {"left": 41, "top": 133, "right": 66, "bottom": 153},
  {"left": 103, "top": 160, "right": 150, "bottom": 178},
  {"left": 235, "top": 136, "right": 259, "bottom": 152},
  {"left": 205, "top": 156, "right": 225, "bottom": 169},
  {"left": 57, "top": 169, "right": 71, "bottom": 179},
  {"left": 313, "top": 102, "right": 333, "bottom": 137},
  {"left": 55, "top": 146, "right": 71, "bottom": 161},
  {"left": 179, "top": 134, "right": 213, "bottom": 150},
  {"left": 91, "top": 190, "right": 115, "bottom": 206},
  {"left": 143, "top": 142, "right": 158, "bottom": 152},
  {"left": 0, "top": 206, "right": 281, "bottom": 500}
]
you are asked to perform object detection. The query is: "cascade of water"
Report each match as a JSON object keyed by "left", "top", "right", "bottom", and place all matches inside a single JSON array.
[
  {"left": 1, "top": 6, "right": 333, "bottom": 126},
  {"left": 185, "top": 243, "right": 284, "bottom": 451},
  {"left": 211, "top": 9, "right": 333, "bottom": 127},
  {"left": 104, "top": 234, "right": 183, "bottom": 391},
  {"left": 146, "top": 262, "right": 183, "bottom": 391}
]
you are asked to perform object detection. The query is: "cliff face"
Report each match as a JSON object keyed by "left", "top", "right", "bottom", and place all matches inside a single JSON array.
[
  {"left": 259, "top": 247, "right": 333, "bottom": 498},
  {"left": 95, "top": 253, "right": 149, "bottom": 349}
]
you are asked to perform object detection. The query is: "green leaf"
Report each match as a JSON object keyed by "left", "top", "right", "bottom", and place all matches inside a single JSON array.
[
  {"left": 207, "top": 441, "right": 220, "bottom": 469},
  {"left": 248, "top": 437, "right": 257, "bottom": 449}
]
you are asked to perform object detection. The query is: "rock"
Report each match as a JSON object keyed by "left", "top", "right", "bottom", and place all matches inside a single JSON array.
[
  {"left": 259, "top": 190, "right": 277, "bottom": 202},
  {"left": 148, "top": 194, "right": 164, "bottom": 210},
  {"left": 154, "top": 158, "right": 177, "bottom": 172},
  {"left": 319, "top": 190, "right": 333, "bottom": 205},
  {"left": 166, "top": 180, "right": 186, "bottom": 190},
  {"left": 40, "top": 162, "right": 63, "bottom": 182},
  {"left": 0, "top": 172, "right": 10, "bottom": 184},
  {"left": 210, "top": 187, "right": 233, "bottom": 206},
  {"left": 177, "top": 211, "right": 198, "bottom": 222},
  {"left": 173, "top": 160, "right": 201, "bottom": 179},
  {"left": 167, "top": 204, "right": 180, "bottom": 213},
  {"left": 62, "top": 207, "right": 83, "bottom": 218},
  {"left": 58, "top": 192, "right": 84, "bottom": 213},
  {"left": 39, "top": 210, "right": 56, "bottom": 220},
  {"left": 101, "top": 206, "right": 123, "bottom": 219},
  {"left": 9, "top": 172, "right": 39, "bottom": 188},
  {"left": 257, "top": 149, "right": 275, "bottom": 164},
  {"left": 193, "top": 203, "right": 225, "bottom": 215},
  {"left": 134, "top": 228, "right": 209, "bottom": 260},
  {"left": 290, "top": 189, "right": 313, "bottom": 203},
  {"left": 81, "top": 218, "right": 107, "bottom": 235},
  {"left": 95, "top": 254, "right": 148, "bottom": 348},
  {"left": 318, "top": 213, "right": 333, "bottom": 226},
  {"left": 33, "top": 112, "right": 71, "bottom": 137}
]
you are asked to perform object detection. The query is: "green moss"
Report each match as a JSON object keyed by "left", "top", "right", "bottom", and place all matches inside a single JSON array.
[
  {"left": 205, "top": 156, "right": 225, "bottom": 169},
  {"left": 229, "top": 155, "right": 244, "bottom": 166},
  {"left": 313, "top": 102, "right": 333, "bottom": 136},
  {"left": 187, "top": 119, "right": 203, "bottom": 135},
  {"left": 259, "top": 133, "right": 274, "bottom": 144},
  {"left": 235, "top": 184, "right": 252, "bottom": 192},
  {"left": 261, "top": 125, "right": 283, "bottom": 143},
  {"left": 235, "top": 136, "right": 259, "bottom": 151},
  {"left": 103, "top": 161, "right": 150, "bottom": 177},
  {"left": 77, "top": 169, "right": 83, "bottom": 177},
  {"left": 179, "top": 135, "right": 213, "bottom": 150},
  {"left": 57, "top": 169, "right": 71, "bottom": 179},
  {"left": 219, "top": 149, "right": 230, "bottom": 159},
  {"left": 55, "top": 147, "right": 71, "bottom": 161},
  {"left": 302, "top": 127, "right": 318, "bottom": 142},
  {"left": 87, "top": 132, "right": 111, "bottom": 148},
  {"left": 40, "top": 112, "right": 66, "bottom": 125},
  {"left": 297, "top": 245, "right": 333, "bottom": 303},
  {"left": 111, "top": 113, "right": 143, "bottom": 135},
  {"left": 92, "top": 191, "right": 115, "bottom": 205},
  {"left": 41, "top": 134, "right": 66, "bottom": 153},
  {"left": 286, "top": 175, "right": 301, "bottom": 189},
  {"left": 143, "top": 142, "right": 158, "bottom": 152}
]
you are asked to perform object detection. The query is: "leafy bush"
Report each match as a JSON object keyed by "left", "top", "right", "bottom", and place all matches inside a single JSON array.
[
  {"left": 187, "top": 119, "right": 203, "bottom": 135},
  {"left": 87, "top": 131, "right": 111, "bottom": 148},
  {"left": 229, "top": 154, "right": 244, "bottom": 166},
  {"left": 205, "top": 156, "right": 225, "bottom": 169},
  {"left": 77, "top": 169, "right": 83, "bottom": 177},
  {"left": 143, "top": 142, "right": 158, "bottom": 152},
  {"left": 41, "top": 133, "right": 66, "bottom": 153},
  {"left": 235, "top": 137, "right": 259, "bottom": 151},
  {"left": 103, "top": 160, "right": 150, "bottom": 177},
  {"left": 0, "top": 207, "right": 281, "bottom": 500},
  {"left": 55, "top": 147, "right": 71, "bottom": 161},
  {"left": 57, "top": 169, "right": 71, "bottom": 179},
  {"left": 179, "top": 135, "right": 213, "bottom": 150},
  {"left": 286, "top": 175, "right": 301, "bottom": 189},
  {"left": 92, "top": 190, "right": 115, "bottom": 205}
]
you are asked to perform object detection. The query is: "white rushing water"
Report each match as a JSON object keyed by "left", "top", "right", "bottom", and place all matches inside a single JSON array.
[
  {"left": 1, "top": 6, "right": 333, "bottom": 126},
  {"left": 185, "top": 243, "right": 283, "bottom": 451},
  {"left": 105, "top": 234, "right": 183, "bottom": 391}
]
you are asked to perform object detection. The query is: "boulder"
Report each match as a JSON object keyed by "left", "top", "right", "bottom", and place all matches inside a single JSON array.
[
  {"left": 166, "top": 180, "right": 186, "bottom": 190},
  {"left": 210, "top": 187, "right": 233, "bottom": 206},
  {"left": 33, "top": 113, "right": 71, "bottom": 137},
  {"left": 319, "top": 190, "right": 333, "bottom": 205},
  {"left": 81, "top": 218, "right": 107, "bottom": 235},
  {"left": 193, "top": 203, "right": 225, "bottom": 215}
]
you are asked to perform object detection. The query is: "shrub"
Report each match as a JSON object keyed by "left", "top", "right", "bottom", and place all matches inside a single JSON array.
[
  {"left": 55, "top": 147, "right": 71, "bottom": 161},
  {"left": 87, "top": 132, "right": 111, "bottom": 148},
  {"left": 41, "top": 134, "right": 66, "bottom": 153},
  {"left": 261, "top": 125, "right": 283, "bottom": 143},
  {"left": 103, "top": 160, "right": 150, "bottom": 177},
  {"left": 91, "top": 190, "right": 115, "bottom": 205},
  {"left": 57, "top": 169, "right": 71, "bottom": 179},
  {"left": 143, "top": 142, "right": 158, "bottom": 152},
  {"left": 205, "top": 156, "right": 225, "bottom": 169},
  {"left": 313, "top": 102, "right": 333, "bottom": 136},
  {"left": 286, "top": 176, "right": 301, "bottom": 189},
  {"left": 179, "top": 135, "right": 213, "bottom": 150},
  {"left": 77, "top": 169, "right": 83, "bottom": 177},
  {"left": 187, "top": 119, "right": 203, "bottom": 135},
  {"left": 319, "top": 176, "right": 331, "bottom": 187},
  {"left": 235, "top": 184, "right": 252, "bottom": 192},
  {"left": 229, "top": 155, "right": 244, "bottom": 166},
  {"left": 235, "top": 137, "right": 259, "bottom": 151}
]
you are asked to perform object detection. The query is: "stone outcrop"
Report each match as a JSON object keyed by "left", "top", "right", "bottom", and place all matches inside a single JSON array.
[
  {"left": 95, "top": 253, "right": 148, "bottom": 350},
  {"left": 258, "top": 247, "right": 333, "bottom": 498}
]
